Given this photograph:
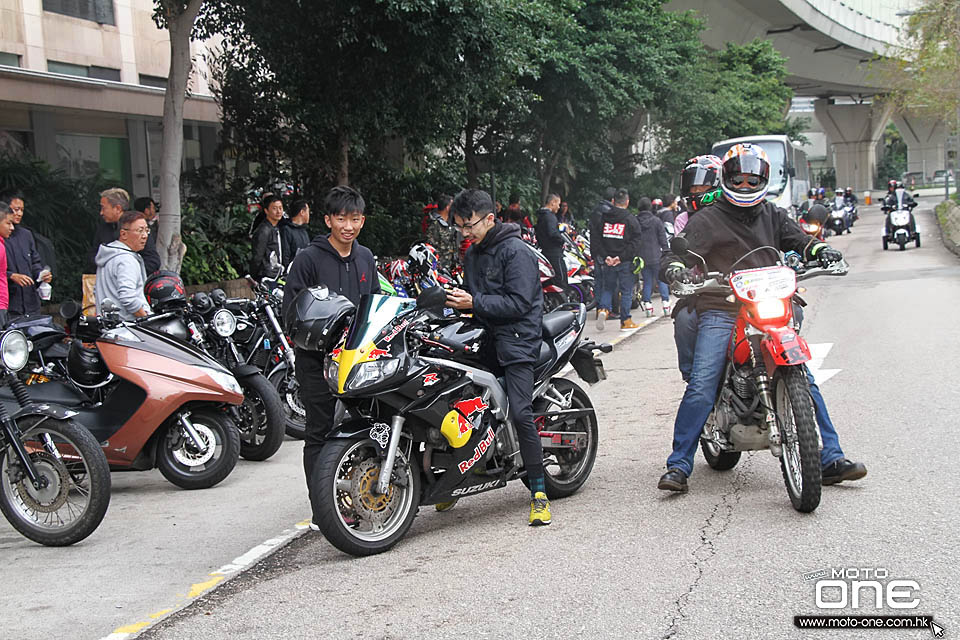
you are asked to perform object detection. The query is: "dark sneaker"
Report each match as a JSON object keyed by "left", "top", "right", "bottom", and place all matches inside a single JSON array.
[
  {"left": 657, "top": 468, "right": 688, "bottom": 492},
  {"left": 822, "top": 459, "right": 867, "bottom": 485}
]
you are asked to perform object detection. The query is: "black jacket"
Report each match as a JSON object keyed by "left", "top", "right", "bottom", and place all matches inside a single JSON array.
[
  {"left": 464, "top": 222, "right": 543, "bottom": 366},
  {"left": 250, "top": 221, "right": 283, "bottom": 280},
  {"left": 590, "top": 205, "right": 642, "bottom": 262},
  {"left": 659, "top": 197, "right": 821, "bottom": 315},
  {"left": 85, "top": 219, "right": 119, "bottom": 274},
  {"left": 279, "top": 221, "right": 311, "bottom": 268},
  {"left": 282, "top": 235, "right": 381, "bottom": 323},
  {"left": 6, "top": 225, "right": 44, "bottom": 315},
  {"left": 634, "top": 209, "right": 668, "bottom": 267},
  {"left": 140, "top": 219, "right": 161, "bottom": 275},
  {"left": 534, "top": 207, "right": 564, "bottom": 255}
]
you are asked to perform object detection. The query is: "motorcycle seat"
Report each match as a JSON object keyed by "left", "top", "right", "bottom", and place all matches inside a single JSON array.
[
  {"left": 542, "top": 309, "right": 576, "bottom": 339},
  {"left": 0, "top": 380, "right": 88, "bottom": 408}
]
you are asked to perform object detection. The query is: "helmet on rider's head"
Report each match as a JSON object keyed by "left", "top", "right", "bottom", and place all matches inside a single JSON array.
[
  {"left": 144, "top": 270, "right": 186, "bottom": 312},
  {"left": 720, "top": 143, "right": 771, "bottom": 207},
  {"left": 817, "top": 187, "right": 826, "bottom": 198},
  {"left": 651, "top": 198, "right": 663, "bottom": 209},
  {"left": 888, "top": 179, "right": 897, "bottom": 192},
  {"left": 680, "top": 155, "right": 723, "bottom": 212},
  {"left": 285, "top": 286, "right": 356, "bottom": 352},
  {"left": 895, "top": 180, "right": 904, "bottom": 190},
  {"left": 408, "top": 242, "right": 439, "bottom": 275},
  {"left": 844, "top": 187, "right": 853, "bottom": 195},
  {"left": 807, "top": 188, "right": 817, "bottom": 199}
]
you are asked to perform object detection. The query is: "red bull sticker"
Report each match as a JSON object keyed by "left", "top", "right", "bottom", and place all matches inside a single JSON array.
[
  {"left": 368, "top": 348, "right": 390, "bottom": 360},
  {"left": 453, "top": 396, "right": 489, "bottom": 435},
  {"left": 458, "top": 427, "right": 496, "bottom": 474}
]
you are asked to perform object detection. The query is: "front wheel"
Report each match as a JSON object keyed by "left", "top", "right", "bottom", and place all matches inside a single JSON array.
[
  {"left": 774, "top": 367, "right": 821, "bottom": 513},
  {"left": 0, "top": 416, "right": 111, "bottom": 546},
  {"left": 898, "top": 237, "right": 906, "bottom": 251},
  {"left": 267, "top": 364, "right": 306, "bottom": 439},
  {"left": 882, "top": 238, "right": 889, "bottom": 250},
  {"left": 529, "top": 378, "right": 598, "bottom": 499},
  {"left": 237, "top": 374, "right": 285, "bottom": 461},
  {"left": 312, "top": 437, "right": 420, "bottom": 557},
  {"left": 157, "top": 410, "right": 240, "bottom": 489}
]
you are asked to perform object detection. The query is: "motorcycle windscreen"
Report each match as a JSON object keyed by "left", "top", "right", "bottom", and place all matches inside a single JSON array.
[
  {"left": 344, "top": 294, "right": 416, "bottom": 351},
  {"left": 729, "top": 266, "right": 796, "bottom": 303}
]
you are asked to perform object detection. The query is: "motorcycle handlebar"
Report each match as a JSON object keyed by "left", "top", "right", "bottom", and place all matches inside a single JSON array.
[{"left": 671, "top": 260, "right": 849, "bottom": 297}]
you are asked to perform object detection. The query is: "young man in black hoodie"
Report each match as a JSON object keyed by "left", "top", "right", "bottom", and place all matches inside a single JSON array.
[
  {"left": 283, "top": 186, "right": 380, "bottom": 528},
  {"left": 590, "top": 188, "right": 642, "bottom": 331},
  {"left": 445, "top": 189, "right": 550, "bottom": 526}
]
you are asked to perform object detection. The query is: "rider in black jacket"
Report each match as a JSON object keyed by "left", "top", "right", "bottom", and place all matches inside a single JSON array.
[
  {"left": 535, "top": 193, "right": 566, "bottom": 288},
  {"left": 657, "top": 143, "right": 866, "bottom": 492},
  {"left": 445, "top": 189, "right": 550, "bottom": 526},
  {"left": 283, "top": 186, "right": 381, "bottom": 529}
]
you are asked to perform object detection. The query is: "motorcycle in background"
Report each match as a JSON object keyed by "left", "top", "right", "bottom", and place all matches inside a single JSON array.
[
  {"left": 19, "top": 300, "right": 243, "bottom": 489},
  {"left": 882, "top": 189, "right": 920, "bottom": 251},
  {"left": 826, "top": 198, "right": 850, "bottom": 236}
]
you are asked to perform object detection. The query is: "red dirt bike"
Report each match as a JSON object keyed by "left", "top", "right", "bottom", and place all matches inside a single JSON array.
[{"left": 671, "top": 240, "right": 848, "bottom": 512}]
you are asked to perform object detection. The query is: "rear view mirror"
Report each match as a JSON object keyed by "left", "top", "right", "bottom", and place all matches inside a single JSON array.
[
  {"left": 101, "top": 299, "right": 119, "bottom": 313},
  {"left": 416, "top": 285, "right": 447, "bottom": 310},
  {"left": 59, "top": 300, "right": 81, "bottom": 322}
]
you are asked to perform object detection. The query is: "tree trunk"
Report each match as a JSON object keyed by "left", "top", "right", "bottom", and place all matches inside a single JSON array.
[
  {"left": 157, "top": 0, "right": 203, "bottom": 273},
  {"left": 464, "top": 119, "right": 479, "bottom": 188},
  {"left": 540, "top": 150, "right": 560, "bottom": 203},
  {"left": 337, "top": 127, "right": 350, "bottom": 186}
]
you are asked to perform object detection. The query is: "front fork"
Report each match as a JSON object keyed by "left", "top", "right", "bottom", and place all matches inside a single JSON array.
[
  {"left": 1, "top": 375, "right": 48, "bottom": 490},
  {"left": 264, "top": 305, "right": 296, "bottom": 368},
  {"left": 375, "top": 414, "right": 406, "bottom": 495}
]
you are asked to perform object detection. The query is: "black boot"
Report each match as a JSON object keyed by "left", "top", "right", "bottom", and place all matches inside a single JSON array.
[
  {"left": 658, "top": 468, "right": 688, "bottom": 492},
  {"left": 822, "top": 459, "right": 867, "bottom": 486}
]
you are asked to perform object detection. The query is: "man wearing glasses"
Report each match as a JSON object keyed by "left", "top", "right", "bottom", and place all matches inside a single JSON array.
[
  {"left": 656, "top": 143, "right": 864, "bottom": 493},
  {"left": 445, "top": 189, "right": 552, "bottom": 526},
  {"left": 94, "top": 211, "right": 151, "bottom": 320}
]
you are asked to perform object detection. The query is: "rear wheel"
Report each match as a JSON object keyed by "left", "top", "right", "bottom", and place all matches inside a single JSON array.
[
  {"left": 882, "top": 238, "right": 888, "bottom": 250},
  {"left": 312, "top": 437, "right": 420, "bottom": 557},
  {"left": 773, "top": 367, "right": 821, "bottom": 513},
  {"left": 157, "top": 410, "right": 240, "bottom": 489},
  {"left": 529, "top": 378, "right": 598, "bottom": 499},
  {"left": 237, "top": 374, "right": 285, "bottom": 461},
  {"left": 267, "top": 364, "right": 306, "bottom": 439},
  {"left": 700, "top": 438, "right": 741, "bottom": 471},
  {"left": 543, "top": 291, "right": 565, "bottom": 313},
  {"left": 0, "top": 417, "right": 110, "bottom": 546}
]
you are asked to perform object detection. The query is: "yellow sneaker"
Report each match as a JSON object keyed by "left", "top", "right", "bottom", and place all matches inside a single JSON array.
[
  {"left": 620, "top": 318, "right": 641, "bottom": 330},
  {"left": 435, "top": 499, "right": 458, "bottom": 512},
  {"left": 529, "top": 491, "right": 551, "bottom": 526}
]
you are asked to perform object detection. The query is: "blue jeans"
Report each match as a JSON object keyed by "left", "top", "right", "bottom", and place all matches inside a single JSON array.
[
  {"left": 667, "top": 310, "right": 845, "bottom": 476},
  {"left": 598, "top": 261, "right": 634, "bottom": 322},
  {"left": 673, "top": 303, "right": 698, "bottom": 382},
  {"left": 641, "top": 263, "right": 669, "bottom": 304}
]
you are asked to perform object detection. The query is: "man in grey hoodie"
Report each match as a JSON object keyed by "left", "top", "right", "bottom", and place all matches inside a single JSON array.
[{"left": 95, "top": 211, "right": 150, "bottom": 320}]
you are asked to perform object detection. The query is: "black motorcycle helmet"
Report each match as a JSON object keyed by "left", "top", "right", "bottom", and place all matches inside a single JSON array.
[
  {"left": 145, "top": 270, "right": 187, "bottom": 311},
  {"left": 286, "top": 286, "right": 356, "bottom": 352},
  {"left": 209, "top": 288, "right": 227, "bottom": 307},
  {"left": 66, "top": 340, "right": 110, "bottom": 387},
  {"left": 191, "top": 291, "right": 214, "bottom": 315}
]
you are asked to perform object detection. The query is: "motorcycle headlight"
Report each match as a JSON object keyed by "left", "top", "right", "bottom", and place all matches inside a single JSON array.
[
  {"left": 325, "top": 355, "right": 339, "bottom": 384},
  {"left": 0, "top": 330, "right": 30, "bottom": 372},
  {"left": 200, "top": 366, "right": 242, "bottom": 395},
  {"left": 346, "top": 358, "right": 400, "bottom": 391},
  {"left": 801, "top": 222, "right": 820, "bottom": 233},
  {"left": 212, "top": 309, "right": 237, "bottom": 337},
  {"left": 755, "top": 299, "right": 787, "bottom": 320}
]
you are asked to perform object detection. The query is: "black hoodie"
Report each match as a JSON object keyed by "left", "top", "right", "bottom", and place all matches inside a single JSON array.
[
  {"left": 464, "top": 221, "right": 543, "bottom": 366},
  {"left": 282, "top": 234, "right": 381, "bottom": 323}
]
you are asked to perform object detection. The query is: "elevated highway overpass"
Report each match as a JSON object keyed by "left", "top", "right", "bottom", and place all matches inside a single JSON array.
[{"left": 666, "top": 0, "right": 948, "bottom": 191}]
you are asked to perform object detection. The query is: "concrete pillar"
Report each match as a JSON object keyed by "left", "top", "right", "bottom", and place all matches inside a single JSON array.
[
  {"left": 814, "top": 99, "right": 893, "bottom": 192},
  {"left": 892, "top": 109, "right": 945, "bottom": 182},
  {"left": 30, "top": 110, "right": 59, "bottom": 167},
  {"left": 19, "top": 0, "right": 46, "bottom": 72}
]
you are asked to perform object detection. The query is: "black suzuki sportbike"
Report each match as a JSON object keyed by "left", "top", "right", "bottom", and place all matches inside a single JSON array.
[{"left": 310, "top": 286, "right": 609, "bottom": 556}]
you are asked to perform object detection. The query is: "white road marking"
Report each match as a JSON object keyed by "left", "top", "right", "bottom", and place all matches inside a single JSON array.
[{"left": 807, "top": 342, "right": 841, "bottom": 385}]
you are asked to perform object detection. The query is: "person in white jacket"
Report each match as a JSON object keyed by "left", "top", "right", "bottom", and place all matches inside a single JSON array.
[{"left": 94, "top": 211, "right": 150, "bottom": 320}]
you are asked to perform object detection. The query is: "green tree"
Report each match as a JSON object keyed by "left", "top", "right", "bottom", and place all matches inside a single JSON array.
[{"left": 655, "top": 39, "right": 806, "bottom": 183}]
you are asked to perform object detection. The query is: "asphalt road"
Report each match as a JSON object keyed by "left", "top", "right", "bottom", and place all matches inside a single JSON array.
[{"left": 3, "top": 198, "right": 958, "bottom": 640}]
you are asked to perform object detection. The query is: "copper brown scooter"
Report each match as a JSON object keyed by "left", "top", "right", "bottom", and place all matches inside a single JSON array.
[{"left": 9, "top": 302, "right": 245, "bottom": 489}]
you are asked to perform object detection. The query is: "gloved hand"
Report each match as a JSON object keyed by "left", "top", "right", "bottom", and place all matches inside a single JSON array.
[
  {"left": 632, "top": 256, "right": 645, "bottom": 275},
  {"left": 665, "top": 266, "right": 703, "bottom": 285},
  {"left": 816, "top": 246, "right": 843, "bottom": 268}
]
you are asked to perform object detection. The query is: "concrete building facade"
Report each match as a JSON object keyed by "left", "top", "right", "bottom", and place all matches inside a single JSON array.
[{"left": 0, "top": 0, "right": 218, "bottom": 201}]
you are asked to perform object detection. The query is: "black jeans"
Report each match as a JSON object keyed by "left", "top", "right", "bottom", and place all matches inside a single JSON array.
[
  {"left": 295, "top": 349, "right": 337, "bottom": 522},
  {"left": 502, "top": 361, "right": 544, "bottom": 483},
  {"left": 544, "top": 250, "right": 568, "bottom": 288}
]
